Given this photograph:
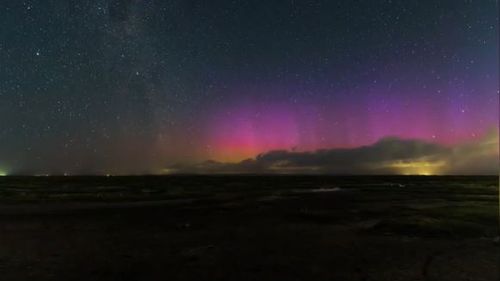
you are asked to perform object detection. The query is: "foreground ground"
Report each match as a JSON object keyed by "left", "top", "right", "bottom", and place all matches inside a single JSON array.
[{"left": 0, "top": 176, "right": 498, "bottom": 281}]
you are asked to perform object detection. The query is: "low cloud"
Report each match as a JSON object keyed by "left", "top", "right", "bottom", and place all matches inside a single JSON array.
[{"left": 168, "top": 129, "right": 499, "bottom": 175}]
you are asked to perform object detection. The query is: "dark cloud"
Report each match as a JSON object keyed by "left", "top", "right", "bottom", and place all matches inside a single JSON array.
[
  {"left": 168, "top": 130, "right": 498, "bottom": 175},
  {"left": 442, "top": 129, "right": 499, "bottom": 175}
]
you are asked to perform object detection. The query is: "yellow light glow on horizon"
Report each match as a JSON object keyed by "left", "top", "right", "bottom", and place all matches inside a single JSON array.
[
  {"left": 0, "top": 170, "right": 7, "bottom": 176},
  {"left": 390, "top": 160, "right": 445, "bottom": 175},
  {"left": 160, "top": 168, "right": 175, "bottom": 174}
]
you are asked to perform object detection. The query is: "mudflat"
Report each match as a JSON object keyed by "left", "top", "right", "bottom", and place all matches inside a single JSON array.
[{"left": 0, "top": 176, "right": 498, "bottom": 281}]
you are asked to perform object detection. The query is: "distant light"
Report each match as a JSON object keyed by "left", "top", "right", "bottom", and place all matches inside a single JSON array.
[
  {"left": 0, "top": 172, "right": 6, "bottom": 177},
  {"left": 389, "top": 160, "right": 445, "bottom": 176},
  {"left": 160, "top": 168, "right": 174, "bottom": 174}
]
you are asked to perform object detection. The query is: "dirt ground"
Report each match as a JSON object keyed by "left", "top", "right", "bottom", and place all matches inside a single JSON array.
[{"left": 0, "top": 176, "right": 498, "bottom": 281}]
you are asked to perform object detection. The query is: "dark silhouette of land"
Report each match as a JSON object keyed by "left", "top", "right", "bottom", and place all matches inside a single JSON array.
[{"left": 0, "top": 176, "right": 498, "bottom": 280}]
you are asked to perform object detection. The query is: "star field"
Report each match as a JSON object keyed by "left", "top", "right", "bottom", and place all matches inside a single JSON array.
[{"left": 0, "top": 0, "right": 498, "bottom": 175}]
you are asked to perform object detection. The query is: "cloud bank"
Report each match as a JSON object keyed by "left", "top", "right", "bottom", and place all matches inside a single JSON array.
[{"left": 168, "top": 129, "right": 499, "bottom": 175}]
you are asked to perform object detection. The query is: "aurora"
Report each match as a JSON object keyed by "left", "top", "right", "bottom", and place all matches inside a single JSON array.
[{"left": 0, "top": 1, "right": 497, "bottom": 175}]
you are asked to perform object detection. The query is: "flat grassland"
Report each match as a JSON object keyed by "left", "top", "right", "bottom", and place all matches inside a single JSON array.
[{"left": 0, "top": 176, "right": 498, "bottom": 281}]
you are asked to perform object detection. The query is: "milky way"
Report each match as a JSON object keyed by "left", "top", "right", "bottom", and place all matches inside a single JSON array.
[{"left": 0, "top": 1, "right": 498, "bottom": 175}]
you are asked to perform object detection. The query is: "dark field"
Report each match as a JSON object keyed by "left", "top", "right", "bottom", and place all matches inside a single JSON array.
[{"left": 0, "top": 176, "right": 498, "bottom": 281}]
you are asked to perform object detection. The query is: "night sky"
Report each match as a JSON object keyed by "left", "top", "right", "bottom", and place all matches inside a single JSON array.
[{"left": 0, "top": 0, "right": 498, "bottom": 175}]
